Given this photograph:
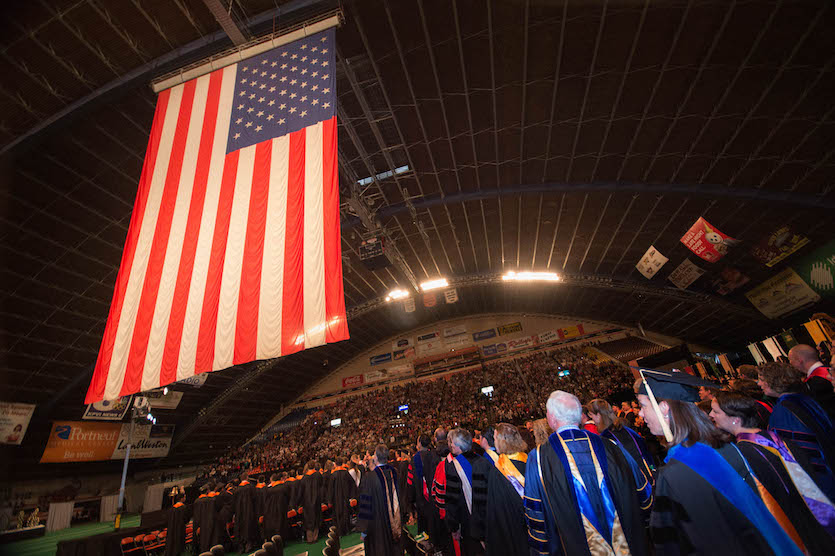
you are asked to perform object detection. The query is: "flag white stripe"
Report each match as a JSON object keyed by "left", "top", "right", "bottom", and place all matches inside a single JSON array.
[
  {"left": 214, "top": 143, "right": 255, "bottom": 370},
  {"left": 104, "top": 84, "right": 184, "bottom": 400},
  {"left": 141, "top": 74, "right": 210, "bottom": 391},
  {"left": 177, "top": 65, "right": 236, "bottom": 380},
  {"left": 257, "top": 136, "right": 289, "bottom": 359},
  {"left": 303, "top": 122, "right": 327, "bottom": 347}
]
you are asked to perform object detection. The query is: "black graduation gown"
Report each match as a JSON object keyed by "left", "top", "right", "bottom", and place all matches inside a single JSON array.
[
  {"left": 486, "top": 459, "right": 528, "bottom": 556},
  {"left": 331, "top": 469, "right": 354, "bottom": 536},
  {"left": 423, "top": 447, "right": 450, "bottom": 549},
  {"left": 300, "top": 472, "right": 323, "bottom": 533},
  {"left": 358, "top": 465, "right": 402, "bottom": 556},
  {"left": 650, "top": 444, "right": 776, "bottom": 556},
  {"left": 396, "top": 459, "right": 410, "bottom": 514},
  {"left": 264, "top": 482, "right": 290, "bottom": 540},
  {"left": 737, "top": 439, "right": 835, "bottom": 556},
  {"left": 233, "top": 481, "right": 259, "bottom": 547},
  {"left": 193, "top": 495, "right": 216, "bottom": 552},
  {"left": 215, "top": 490, "right": 234, "bottom": 547},
  {"left": 444, "top": 451, "right": 491, "bottom": 556},
  {"left": 163, "top": 503, "right": 191, "bottom": 556}
]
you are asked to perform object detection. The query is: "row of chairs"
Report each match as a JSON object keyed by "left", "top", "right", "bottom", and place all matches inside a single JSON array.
[{"left": 120, "top": 523, "right": 193, "bottom": 555}]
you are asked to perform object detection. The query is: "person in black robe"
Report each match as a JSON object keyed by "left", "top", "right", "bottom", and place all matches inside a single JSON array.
[
  {"left": 215, "top": 483, "right": 235, "bottom": 551},
  {"left": 263, "top": 473, "right": 290, "bottom": 542},
  {"left": 233, "top": 474, "right": 260, "bottom": 552},
  {"left": 488, "top": 423, "right": 529, "bottom": 556},
  {"left": 300, "top": 460, "right": 323, "bottom": 542},
  {"left": 192, "top": 484, "right": 216, "bottom": 553},
  {"left": 396, "top": 450, "right": 411, "bottom": 519},
  {"left": 443, "top": 428, "right": 493, "bottom": 556},
  {"left": 330, "top": 457, "right": 354, "bottom": 537},
  {"left": 424, "top": 428, "right": 453, "bottom": 553},
  {"left": 255, "top": 475, "right": 267, "bottom": 540},
  {"left": 636, "top": 368, "right": 804, "bottom": 556},
  {"left": 164, "top": 495, "right": 191, "bottom": 556},
  {"left": 358, "top": 444, "right": 402, "bottom": 556},
  {"left": 525, "top": 391, "right": 650, "bottom": 556},
  {"left": 408, "top": 435, "right": 432, "bottom": 535}
]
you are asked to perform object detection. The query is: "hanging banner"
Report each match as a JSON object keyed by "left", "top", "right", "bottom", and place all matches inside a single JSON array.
[
  {"left": 444, "top": 288, "right": 459, "bottom": 304},
  {"left": 762, "top": 337, "right": 786, "bottom": 361},
  {"left": 780, "top": 330, "right": 798, "bottom": 349},
  {"left": 370, "top": 353, "right": 393, "bottom": 366},
  {"left": 507, "top": 336, "right": 534, "bottom": 351},
  {"left": 393, "top": 347, "right": 415, "bottom": 360},
  {"left": 718, "top": 354, "right": 734, "bottom": 375},
  {"left": 695, "top": 362, "right": 708, "bottom": 379},
  {"left": 443, "top": 325, "right": 468, "bottom": 338},
  {"left": 635, "top": 245, "right": 669, "bottom": 278},
  {"left": 83, "top": 396, "right": 132, "bottom": 421},
  {"left": 745, "top": 268, "right": 820, "bottom": 319},
  {"left": 804, "top": 320, "right": 830, "bottom": 345},
  {"left": 40, "top": 421, "right": 173, "bottom": 463},
  {"left": 748, "top": 343, "right": 766, "bottom": 365},
  {"left": 392, "top": 338, "right": 414, "bottom": 350},
  {"left": 793, "top": 239, "right": 835, "bottom": 298},
  {"left": 342, "top": 374, "right": 365, "bottom": 388},
  {"left": 497, "top": 322, "right": 522, "bottom": 335},
  {"left": 417, "top": 331, "right": 441, "bottom": 344},
  {"left": 752, "top": 226, "right": 809, "bottom": 267},
  {"left": 680, "top": 217, "right": 737, "bottom": 263},
  {"left": 403, "top": 297, "right": 416, "bottom": 313},
  {"left": 423, "top": 293, "right": 437, "bottom": 307},
  {"left": 472, "top": 328, "right": 497, "bottom": 342},
  {"left": 143, "top": 390, "right": 183, "bottom": 410},
  {"left": 668, "top": 259, "right": 705, "bottom": 290},
  {"left": 711, "top": 266, "right": 750, "bottom": 295},
  {"left": 0, "top": 402, "right": 36, "bottom": 445}
]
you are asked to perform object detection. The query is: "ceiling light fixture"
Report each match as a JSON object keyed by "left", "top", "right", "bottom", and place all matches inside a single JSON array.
[
  {"left": 385, "top": 288, "right": 410, "bottom": 302},
  {"left": 420, "top": 278, "right": 449, "bottom": 291},
  {"left": 502, "top": 271, "right": 560, "bottom": 282}
]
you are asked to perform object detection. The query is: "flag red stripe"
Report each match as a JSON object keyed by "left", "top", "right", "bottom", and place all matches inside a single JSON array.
[
  {"left": 282, "top": 130, "right": 305, "bottom": 355},
  {"left": 322, "top": 117, "right": 348, "bottom": 342},
  {"left": 195, "top": 149, "right": 240, "bottom": 372},
  {"left": 234, "top": 140, "right": 272, "bottom": 364},
  {"left": 120, "top": 80, "right": 197, "bottom": 397},
  {"left": 85, "top": 89, "right": 172, "bottom": 404},
  {"left": 160, "top": 70, "right": 224, "bottom": 386}
]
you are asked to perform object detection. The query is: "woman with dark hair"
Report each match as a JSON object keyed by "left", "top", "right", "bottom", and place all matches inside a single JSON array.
[
  {"left": 758, "top": 362, "right": 835, "bottom": 503},
  {"left": 711, "top": 390, "right": 835, "bottom": 550},
  {"left": 636, "top": 368, "right": 804, "bottom": 556},
  {"left": 588, "top": 398, "right": 656, "bottom": 487}
]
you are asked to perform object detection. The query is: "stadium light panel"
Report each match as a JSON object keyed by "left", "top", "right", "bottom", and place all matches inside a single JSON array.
[
  {"left": 386, "top": 288, "right": 410, "bottom": 301},
  {"left": 502, "top": 271, "right": 560, "bottom": 282},
  {"left": 420, "top": 278, "right": 449, "bottom": 291}
]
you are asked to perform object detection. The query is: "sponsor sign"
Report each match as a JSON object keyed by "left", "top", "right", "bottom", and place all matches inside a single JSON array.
[
  {"left": 423, "top": 293, "right": 437, "bottom": 307},
  {"left": 392, "top": 338, "right": 414, "bottom": 350},
  {"left": 538, "top": 330, "right": 560, "bottom": 343},
  {"left": 472, "top": 328, "right": 497, "bottom": 342},
  {"left": 416, "top": 339, "right": 445, "bottom": 356},
  {"left": 370, "top": 352, "right": 393, "bottom": 366},
  {"left": 144, "top": 390, "right": 183, "bottom": 410},
  {"left": 177, "top": 374, "right": 208, "bottom": 388},
  {"left": 482, "top": 344, "right": 498, "bottom": 356},
  {"left": 680, "top": 217, "right": 737, "bottom": 263},
  {"left": 635, "top": 245, "right": 668, "bottom": 278},
  {"left": 559, "top": 324, "right": 585, "bottom": 339},
  {"left": 443, "top": 325, "right": 468, "bottom": 338},
  {"left": 752, "top": 226, "right": 809, "bottom": 267},
  {"left": 793, "top": 239, "right": 835, "bottom": 298},
  {"left": 445, "top": 335, "right": 471, "bottom": 349},
  {"left": 417, "top": 331, "right": 441, "bottom": 344},
  {"left": 745, "top": 268, "right": 821, "bottom": 319},
  {"left": 40, "top": 421, "right": 173, "bottom": 463},
  {"left": 366, "top": 365, "right": 413, "bottom": 383},
  {"left": 497, "top": 322, "right": 522, "bottom": 336},
  {"left": 83, "top": 396, "right": 132, "bottom": 421},
  {"left": 711, "top": 266, "right": 750, "bottom": 296},
  {"left": 444, "top": 288, "right": 459, "bottom": 303},
  {"left": 342, "top": 375, "right": 365, "bottom": 388},
  {"left": 495, "top": 342, "right": 508, "bottom": 353},
  {"left": 668, "top": 259, "right": 705, "bottom": 290},
  {"left": 507, "top": 336, "right": 534, "bottom": 351},
  {"left": 0, "top": 402, "right": 36, "bottom": 445},
  {"left": 393, "top": 347, "right": 415, "bottom": 360}
]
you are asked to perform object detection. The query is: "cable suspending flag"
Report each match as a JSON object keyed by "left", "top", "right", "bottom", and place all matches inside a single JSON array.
[{"left": 87, "top": 29, "right": 348, "bottom": 403}]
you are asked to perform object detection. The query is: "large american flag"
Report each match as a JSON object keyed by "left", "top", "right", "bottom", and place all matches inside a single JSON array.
[{"left": 86, "top": 28, "right": 348, "bottom": 403}]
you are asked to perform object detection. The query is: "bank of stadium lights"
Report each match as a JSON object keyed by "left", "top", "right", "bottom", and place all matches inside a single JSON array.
[
  {"left": 502, "top": 271, "right": 561, "bottom": 282},
  {"left": 385, "top": 288, "right": 410, "bottom": 302},
  {"left": 420, "top": 278, "right": 449, "bottom": 291}
]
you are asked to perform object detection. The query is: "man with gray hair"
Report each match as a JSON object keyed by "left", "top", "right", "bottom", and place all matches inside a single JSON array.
[
  {"left": 443, "top": 428, "right": 493, "bottom": 555},
  {"left": 358, "top": 443, "right": 402, "bottom": 556},
  {"left": 524, "top": 391, "right": 651, "bottom": 555}
]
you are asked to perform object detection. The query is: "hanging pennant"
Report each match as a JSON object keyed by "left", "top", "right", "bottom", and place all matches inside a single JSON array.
[
  {"left": 636, "top": 245, "right": 668, "bottom": 278},
  {"left": 423, "top": 293, "right": 437, "bottom": 308},
  {"left": 748, "top": 343, "right": 766, "bottom": 365},
  {"left": 403, "top": 297, "right": 416, "bottom": 313},
  {"left": 444, "top": 288, "right": 459, "bottom": 304}
]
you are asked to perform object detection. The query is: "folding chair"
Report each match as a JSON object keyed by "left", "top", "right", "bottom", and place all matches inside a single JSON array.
[{"left": 120, "top": 536, "right": 142, "bottom": 555}]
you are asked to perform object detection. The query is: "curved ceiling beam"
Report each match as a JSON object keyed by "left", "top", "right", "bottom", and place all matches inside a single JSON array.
[{"left": 341, "top": 181, "right": 832, "bottom": 229}]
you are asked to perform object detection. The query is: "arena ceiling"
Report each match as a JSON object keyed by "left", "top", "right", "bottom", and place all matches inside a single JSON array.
[{"left": 2, "top": 0, "right": 834, "bottom": 475}]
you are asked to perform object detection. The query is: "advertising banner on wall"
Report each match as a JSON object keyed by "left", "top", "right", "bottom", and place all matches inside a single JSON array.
[
  {"left": 143, "top": 390, "right": 183, "bottom": 410},
  {"left": 417, "top": 331, "right": 440, "bottom": 344},
  {"left": 668, "top": 259, "right": 705, "bottom": 290},
  {"left": 538, "top": 330, "right": 560, "bottom": 343},
  {"left": 416, "top": 339, "right": 445, "bottom": 356},
  {"left": 83, "top": 396, "right": 132, "bottom": 421},
  {"left": 680, "top": 217, "right": 737, "bottom": 263},
  {"left": 793, "top": 239, "right": 835, "bottom": 298},
  {"left": 472, "top": 328, "right": 497, "bottom": 342},
  {"left": 745, "top": 268, "right": 820, "bottom": 319},
  {"left": 443, "top": 325, "right": 468, "bottom": 338},
  {"left": 392, "top": 338, "right": 414, "bottom": 350},
  {"left": 507, "top": 336, "right": 534, "bottom": 351},
  {"left": 559, "top": 324, "right": 586, "bottom": 339},
  {"left": 445, "top": 335, "right": 471, "bottom": 349},
  {"left": 40, "top": 421, "right": 173, "bottom": 463},
  {"left": 366, "top": 365, "right": 413, "bottom": 383},
  {"left": 635, "top": 245, "right": 668, "bottom": 278},
  {"left": 370, "top": 353, "right": 393, "bottom": 366},
  {"left": 342, "top": 375, "right": 365, "bottom": 388},
  {"left": 752, "top": 226, "right": 809, "bottom": 267},
  {"left": 393, "top": 347, "right": 415, "bottom": 360},
  {"left": 497, "top": 322, "right": 522, "bottom": 336},
  {"left": 0, "top": 402, "right": 36, "bottom": 445}
]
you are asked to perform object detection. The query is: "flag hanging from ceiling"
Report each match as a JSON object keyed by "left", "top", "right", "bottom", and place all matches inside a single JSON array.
[{"left": 86, "top": 29, "right": 348, "bottom": 403}]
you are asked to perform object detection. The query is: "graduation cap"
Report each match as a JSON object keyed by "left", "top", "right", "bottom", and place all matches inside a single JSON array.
[{"left": 633, "top": 367, "right": 718, "bottom": 443}]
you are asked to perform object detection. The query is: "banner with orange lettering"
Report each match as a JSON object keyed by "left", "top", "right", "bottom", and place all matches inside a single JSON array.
[{"left": 40, "top": 421, "right": 173, "bottom": 463}]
